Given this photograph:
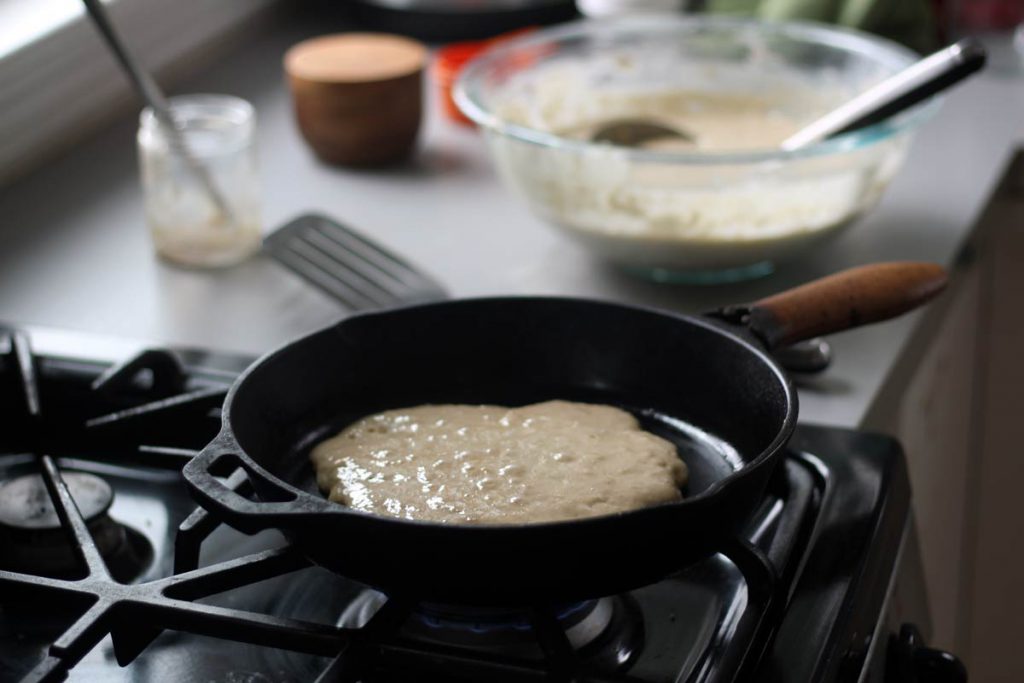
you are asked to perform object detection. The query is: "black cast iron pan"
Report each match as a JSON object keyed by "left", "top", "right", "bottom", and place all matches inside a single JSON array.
[{"left": 183, "top": 262, "right": 945, "bottom": 606}]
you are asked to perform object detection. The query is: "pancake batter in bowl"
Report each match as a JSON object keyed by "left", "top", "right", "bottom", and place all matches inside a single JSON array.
[
  {"left": 310, "top": 400, "right": 688, "bottom": 524},
  {"left": 480, "top": 50, "right": 910, "bottom": 279},
  {"left": 557, "top": 90, "right": 807, "bottom": 151}
]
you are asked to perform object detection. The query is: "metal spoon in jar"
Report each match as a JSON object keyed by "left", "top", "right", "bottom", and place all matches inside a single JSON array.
[
  {"left": 80, "top": 0, "right": 235, "bottom": 224},
  {"left": 590, "top": 39, "right": 986, "bottom": 151}
]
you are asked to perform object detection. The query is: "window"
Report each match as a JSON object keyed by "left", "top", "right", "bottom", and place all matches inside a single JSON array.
[{"left": 0, "top": 0, "right": 274, "bottom": 186}]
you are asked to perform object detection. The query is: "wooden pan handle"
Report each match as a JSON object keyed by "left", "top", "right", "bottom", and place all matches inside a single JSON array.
[{"left": 741, "top": 262, "right": 948, "bottom": 350}]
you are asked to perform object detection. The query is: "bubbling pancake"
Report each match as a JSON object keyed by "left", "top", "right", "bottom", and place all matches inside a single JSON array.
[{"left": 310, "top": 400, "right": 688, "bottom": 524}]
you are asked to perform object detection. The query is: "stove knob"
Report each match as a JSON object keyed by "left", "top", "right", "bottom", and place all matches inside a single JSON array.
[{"left": 887, "top": 624, "right": 967, "bottom": 683}]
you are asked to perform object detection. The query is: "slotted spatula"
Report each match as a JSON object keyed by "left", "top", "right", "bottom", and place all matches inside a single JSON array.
[{"left": 264, "top": 214, "right": 447, "bottom": 311}]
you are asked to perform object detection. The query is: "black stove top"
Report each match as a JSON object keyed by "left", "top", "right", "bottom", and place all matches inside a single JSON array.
[{"left": 0, "top": 327, "right": 934, "bottom": 682}]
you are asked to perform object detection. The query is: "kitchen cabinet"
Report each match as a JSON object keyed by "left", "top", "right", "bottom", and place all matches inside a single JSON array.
[
  {"left": 874, "top": 248, "right": 979, "bottom": 652},
  {"left": 964, "top": 154, "right": 1024, "bottom": 682},
  {"left": 865, "top": 151, "right": 1024, "bottom": 681}
]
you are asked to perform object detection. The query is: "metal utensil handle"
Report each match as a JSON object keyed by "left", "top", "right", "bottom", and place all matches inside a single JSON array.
[
  {"left": 81, "top": 0, "right": 235, "bottom": 221},
  {"left": 781, "top": 39, "right": 986, "bottom": 151},
  {"left": 726, "top": 262, "right": 947, "bottom": 350},
  {"left": 770, "top": 338, "right": 832, "bottom": 374}
]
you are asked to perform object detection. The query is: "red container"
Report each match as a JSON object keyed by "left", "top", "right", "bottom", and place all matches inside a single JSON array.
[
  {"left": 433, "top": 28, "right": 537, "bottom": 127},
  {"left": 433, "top": 41, "right": 487, "bottom": 126}
]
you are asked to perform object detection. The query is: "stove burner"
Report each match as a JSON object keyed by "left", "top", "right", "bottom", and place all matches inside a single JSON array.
[
  {"left": 0, "top": 471, "right": 112, "bottom": 529},
  {"left": 411, "top": 599, "right": 614, "bottom": 650},
  {"left": 337, "top": 589, "right": 644, "bottom": 671},
  {"left": 0, "top": 471, "right": 151, "bottom": 582}
]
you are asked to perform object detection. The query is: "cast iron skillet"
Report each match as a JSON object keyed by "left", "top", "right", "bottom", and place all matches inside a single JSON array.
[{"left": 183, "top": 262, "right": 945, "bottom": 606}]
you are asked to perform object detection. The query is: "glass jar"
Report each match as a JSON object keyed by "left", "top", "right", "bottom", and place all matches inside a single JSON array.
[{"left": 137, "top": 95, "right": 262, "bottom": 268}]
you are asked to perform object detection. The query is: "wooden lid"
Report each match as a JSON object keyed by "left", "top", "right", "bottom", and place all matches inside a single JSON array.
[{"left": 285, "top": 33, "right": 427, "bottom": 84}]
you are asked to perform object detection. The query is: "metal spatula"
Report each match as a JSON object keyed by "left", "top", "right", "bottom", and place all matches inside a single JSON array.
[{"left": 264, "top": 214, "right": 448, "bottom": 311}]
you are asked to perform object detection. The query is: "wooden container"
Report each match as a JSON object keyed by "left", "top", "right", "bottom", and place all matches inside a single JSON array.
[{"left": 285, "top": 33, "right": 427, "bottom": 167}]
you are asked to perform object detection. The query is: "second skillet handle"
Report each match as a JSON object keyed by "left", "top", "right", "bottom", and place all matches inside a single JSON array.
[
  {"left": 183, "top": 444, "right": 325, "bottom": 533},
  {"left": 732, "top": 262, "right": 947, "bottom": 350}
]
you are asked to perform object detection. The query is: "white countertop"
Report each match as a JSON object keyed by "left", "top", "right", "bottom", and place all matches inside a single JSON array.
[{"left": 0, "top": 20, "right": 1021, "bottom": 427}]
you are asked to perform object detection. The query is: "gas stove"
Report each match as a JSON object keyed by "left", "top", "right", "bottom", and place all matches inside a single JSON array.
[{"left": 0, "top": 326, "right": 963, "bottom": 682}]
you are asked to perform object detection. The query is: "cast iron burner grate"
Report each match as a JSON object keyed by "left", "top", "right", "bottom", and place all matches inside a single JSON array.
[{"left": 0, "top": 330, "right": 799, "bottom": 683}]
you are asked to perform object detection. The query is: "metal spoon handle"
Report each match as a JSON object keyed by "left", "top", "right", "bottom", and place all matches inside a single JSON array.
[
  {"left": 781, "top": 39, "right": 987, "bottom": 151},
  {"left": 81, "top": 0, "right": 234, "bottom": 220}
]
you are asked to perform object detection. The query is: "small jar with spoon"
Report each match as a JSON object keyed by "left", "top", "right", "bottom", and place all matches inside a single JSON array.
[
  {"left": 137, "top": 94, "right": 262, "bottom": 268},
  {"left": 82, "top": 0, "right": 262, "bottom": 268}
]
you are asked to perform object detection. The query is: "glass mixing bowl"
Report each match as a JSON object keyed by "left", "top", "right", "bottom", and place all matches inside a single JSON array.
[{"left": 455, "top": 16, "right": 936, "bottom": 283}]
